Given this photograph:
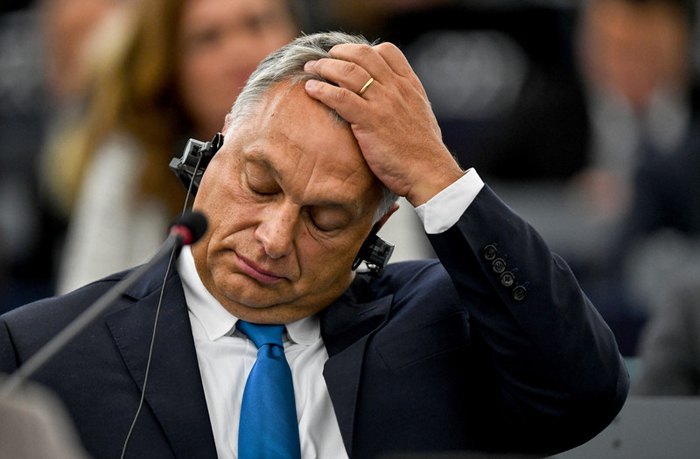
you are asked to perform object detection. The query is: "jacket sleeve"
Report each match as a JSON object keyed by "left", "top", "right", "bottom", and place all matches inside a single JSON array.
[{"left": 428, "top": 184, "right": 629, "bottom": 453}]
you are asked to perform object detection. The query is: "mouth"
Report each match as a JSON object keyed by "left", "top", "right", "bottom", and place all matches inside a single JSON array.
[{"left": 235, "top": 252, "right": 286, "bottom": 285}]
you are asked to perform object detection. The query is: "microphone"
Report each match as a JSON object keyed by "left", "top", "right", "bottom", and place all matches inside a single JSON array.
[
  {"left": 0, "top": 211, "right": 208, "bottom": 398},
  {"left": 169, "top": 210, "right": 208, "bottom": 247}
]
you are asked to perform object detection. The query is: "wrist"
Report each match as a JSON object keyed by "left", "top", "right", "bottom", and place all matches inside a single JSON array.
[{"left": 406, "top": 161, "right": 465, "bottom": 207}]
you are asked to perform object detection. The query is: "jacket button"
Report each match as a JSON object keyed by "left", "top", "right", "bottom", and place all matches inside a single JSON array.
[
  {"left": 483, "top": 244, "right": 497, "bottom": 261},
  {"left": 492, "top": 258, "right": 506, "bottom": 274},
  {"left": 513, "top": 285, "right": 527, "bottom": 302},
  {"left": 500, "top": 271, "right": 515, "bottom": 288}
]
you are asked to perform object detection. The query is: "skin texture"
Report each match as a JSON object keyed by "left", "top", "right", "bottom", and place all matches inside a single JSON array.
[{"left": 193, "top": 42, "right": 464, "bottom": 324}]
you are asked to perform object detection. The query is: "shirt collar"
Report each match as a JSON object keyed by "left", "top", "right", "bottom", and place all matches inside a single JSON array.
[
  {"left": 286, "top": 314, "right": 320, "bottom": 346},
  {"left": 177, "top": 247, "right": 320, "bottom": 345},
  {"left": 178, "top": 246, "right": 236, "bottom": 340}
]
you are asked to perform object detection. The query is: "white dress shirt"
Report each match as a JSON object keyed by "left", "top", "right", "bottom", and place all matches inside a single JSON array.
[{"left": 178, "top": 169, "right": 483, "bottom": 458}]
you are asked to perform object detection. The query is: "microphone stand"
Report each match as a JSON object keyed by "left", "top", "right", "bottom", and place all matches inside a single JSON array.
[{"left": 0, "top": 234, "right": 183, "bottom": 399}]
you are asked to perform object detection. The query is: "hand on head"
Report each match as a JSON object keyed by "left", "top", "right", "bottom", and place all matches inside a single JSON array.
[
  {"left": 191, "top": 32, "right": 468, "bottom": 324},
  {"left": 303, "top": 42, "right": 464, "bottom": 207}
]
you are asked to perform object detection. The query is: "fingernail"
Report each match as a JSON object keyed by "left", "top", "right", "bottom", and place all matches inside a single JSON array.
[
  {"left": 305, "top": 80, "right": 319, "bottom": 91},
  {"left": 304, "top": 60, "right": 317, "bottom": 72}
]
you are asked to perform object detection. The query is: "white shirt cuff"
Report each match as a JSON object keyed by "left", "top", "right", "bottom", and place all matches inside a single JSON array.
[{"left": 414, "top": 168, "right": 484, "bottom": 234}]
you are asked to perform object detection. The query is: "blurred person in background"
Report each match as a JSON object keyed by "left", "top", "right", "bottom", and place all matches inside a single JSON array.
[
  {"left": 486, "top": 0, "right": 697, "bottom": 256},
  {"left": 40, "top": 0, "right": 121, "bottom": 110},
  {"left": 633, "top": 269, "right": 700, "bottom": 395},
  {"left": 462, "top": 0, "right": 699, "bottom": 356},
  {"left": 45, "top": 0, "right": 299, "bottom": 293},
  {"left": 0, "top": 2, "right": 46, "bottom": 313},
  {"left": 576, "top": 0, "right": 699, "bottom": 354},
  {"left": 613, "top": 122, "right": 700, "bottom": 320},
  {"left": 0, "top": 0, "right": 118, "bottom": 312},
  {"left": 573, "top": 0, "right": 697, "bottom": 218}
]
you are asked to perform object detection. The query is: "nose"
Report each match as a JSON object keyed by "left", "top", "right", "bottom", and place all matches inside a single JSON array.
[{"left": 254, "top": 202, "right": 299, "bottom": 259}]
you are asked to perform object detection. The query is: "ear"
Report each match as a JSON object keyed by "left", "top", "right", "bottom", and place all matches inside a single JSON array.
[{"left": 375, "top": 202, "right": 400, "bottom": 232}]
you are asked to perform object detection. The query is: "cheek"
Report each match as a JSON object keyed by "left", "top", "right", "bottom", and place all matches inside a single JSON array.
[
  {"left": 195, "top": 178, "right": 247, "bottom": 238},
  {"left": 296, "top": 231, "right": 365, "bottom": 281},
  {"left": 199, "top": 197, "right": 260, "bottom": 245}
]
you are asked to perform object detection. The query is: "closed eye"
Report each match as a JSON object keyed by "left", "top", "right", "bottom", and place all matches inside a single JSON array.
[
  {"left": 244, "top": 161, "right": 279, "bottom": 196},
  {"left": 248, "top": 183, "right": 279, "bottom": 196},
  {"left": 305, "top": 207, "right": 350, "bottom": 233}
]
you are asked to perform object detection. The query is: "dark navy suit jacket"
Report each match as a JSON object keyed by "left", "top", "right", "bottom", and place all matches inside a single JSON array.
[{"left": 0, "top": 187, "right": 628, "bottom": 458}]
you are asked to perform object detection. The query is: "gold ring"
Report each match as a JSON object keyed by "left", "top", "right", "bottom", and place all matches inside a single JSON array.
[{"left": 358, "top": 77, "right": 374, "bottom": 96}]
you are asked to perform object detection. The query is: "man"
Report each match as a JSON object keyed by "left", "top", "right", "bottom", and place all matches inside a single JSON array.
[{"left": 0, "top": 32, "right": 628, "bottom": 458}]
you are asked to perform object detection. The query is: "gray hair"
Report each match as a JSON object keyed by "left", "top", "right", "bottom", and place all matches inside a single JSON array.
[{"left": 229, "top": 31, "right": 398, "bottom": 222}]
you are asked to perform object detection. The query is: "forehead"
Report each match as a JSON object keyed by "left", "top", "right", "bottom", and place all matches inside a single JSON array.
[{"left": 228, "top": 83, "right": 381, "bottom": 205}]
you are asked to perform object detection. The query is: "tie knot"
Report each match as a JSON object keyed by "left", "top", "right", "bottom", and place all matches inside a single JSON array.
[{"left": 237, "top": 320, "right": 285, "bottom": 349}]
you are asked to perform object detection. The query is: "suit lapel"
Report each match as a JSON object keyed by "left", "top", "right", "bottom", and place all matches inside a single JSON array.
[
  {"left": 321, "top": 278, "right": 394, "bottom": 457},
  {"left": 105, "top": 259, "right": 217, "bottom": 458}
]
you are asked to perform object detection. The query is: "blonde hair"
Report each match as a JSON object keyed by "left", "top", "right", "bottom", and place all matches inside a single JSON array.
[{"left": 46, "top": 0, "right": 194, "bottom": 217}]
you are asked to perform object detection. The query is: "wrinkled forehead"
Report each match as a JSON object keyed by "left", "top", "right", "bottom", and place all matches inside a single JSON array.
[
  {"left": 226, "top": 83, "right": 382, "bottom": 201},
  {"left": 227, "top": 79, "right": 347, "bottom": 132}
]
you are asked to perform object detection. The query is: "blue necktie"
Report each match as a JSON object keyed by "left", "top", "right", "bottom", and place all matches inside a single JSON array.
[{"left": 237, "top": 320, "right": 301, "bottom": 459}]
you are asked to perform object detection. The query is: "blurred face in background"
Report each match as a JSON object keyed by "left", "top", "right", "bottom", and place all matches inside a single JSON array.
[
  {"left": 176, "top": 0, "right": 297, "bottom": 138},
  {"left": 40, "top": 0, "right": 121, "bottom": 104},
  {"left": 579, "top": 0, "right": 691, "bottom": 111}
]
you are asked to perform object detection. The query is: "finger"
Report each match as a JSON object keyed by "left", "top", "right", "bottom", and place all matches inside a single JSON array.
[
  {"left": 304, "top": 79, "right": 369, "bottom": 124},
  {"left": 328, "top": 43, "right": 394, "bottom": 82},
  {"left": 304, "top": 59, "right": 373, "bottom": 95},
  {"left": 373, "top": 42, "right": 413, "bottom": 77},
  {"left": 374, "top": 42, "right": 428, "bottom": 100}
]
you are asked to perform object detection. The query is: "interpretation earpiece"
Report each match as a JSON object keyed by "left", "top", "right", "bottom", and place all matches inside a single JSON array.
[
  {"left": 169, "top": 132, "right": 224, "bottom": 196},
  {"left": 352, "top": 222, "right": 394, "bottom": 277}
]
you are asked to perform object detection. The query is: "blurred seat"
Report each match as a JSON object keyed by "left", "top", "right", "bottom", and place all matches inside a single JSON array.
[
  {"left": 554, "top": 396, "right": 700, "bottom": 459},
  {"left": 0, "top": 378, "right": 90, "bottom": 459}
]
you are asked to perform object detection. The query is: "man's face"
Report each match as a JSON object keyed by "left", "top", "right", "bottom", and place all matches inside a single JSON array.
[{"left": 192, "top": 84, "right": 383, "bottom": 324}]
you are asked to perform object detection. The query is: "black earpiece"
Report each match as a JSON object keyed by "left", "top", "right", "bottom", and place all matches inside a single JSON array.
[
  {"left": 169, "top": 132, "right": 394, "bottom": 275},
  {"left": 169, "top": 132, "right": 224, "bottom": 194},
  {"left": 352, "top": 222, "right": 395, "bottom": 277}
]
